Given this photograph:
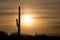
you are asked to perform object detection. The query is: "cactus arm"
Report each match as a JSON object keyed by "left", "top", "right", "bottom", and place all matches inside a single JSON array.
[{"left": 16, "top": 19, "right": 19, "bottom": 27}]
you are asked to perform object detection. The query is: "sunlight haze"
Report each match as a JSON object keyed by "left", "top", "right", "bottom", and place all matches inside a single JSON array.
[{"left": 0, "top": 0, "right": 60, "bottom": 36}]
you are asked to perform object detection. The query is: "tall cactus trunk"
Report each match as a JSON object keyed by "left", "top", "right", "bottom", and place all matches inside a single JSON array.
[
  {"left": 18, "top": 6, "right": 20, "bottom": 36},
  {"left": 16, "top": 6, "right": 20, "bottom": 40}
]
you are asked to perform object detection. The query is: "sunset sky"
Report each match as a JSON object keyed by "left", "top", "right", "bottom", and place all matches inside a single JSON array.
[{"left": 0, "top": 0, "right": 60, "bottom": 36}]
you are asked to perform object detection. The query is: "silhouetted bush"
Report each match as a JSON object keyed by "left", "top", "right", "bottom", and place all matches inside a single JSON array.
[
  {"left": 0, "top": 31, "right": 8, "bottom": 40},
  {"left": 0, "top": 31, "right": 60, "bottom": 40}
]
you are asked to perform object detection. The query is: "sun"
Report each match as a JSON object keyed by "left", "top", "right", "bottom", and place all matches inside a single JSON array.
[
  {"left": 21, "top": 14, "right": 33, "bottom": 25},
  {"left": 23, "top": 16, "right": 32, "bottom": 24},
  {"left": 23, "top": 15, "right": 32, "bottom": 24}
]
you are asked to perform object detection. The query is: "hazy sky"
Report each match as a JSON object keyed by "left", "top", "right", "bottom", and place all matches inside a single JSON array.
[{"left": 0, "top": 0, "right": 60, "bottom": 36}]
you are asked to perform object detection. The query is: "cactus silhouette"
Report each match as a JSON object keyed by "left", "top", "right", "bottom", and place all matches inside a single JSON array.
[
  {"left": 16, "top": 6, "right": 20, "bottom": 40},
  {"left": 16, "top": 19, "right": 19, "bottom": 27}
]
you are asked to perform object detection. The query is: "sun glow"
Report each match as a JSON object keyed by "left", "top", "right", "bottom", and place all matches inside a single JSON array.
[
  {"left": 21, "top": 14, "right": 33, "bottom": 25},
  {"left": 23, "top": 16, "right": 32, "bottom": 24}
]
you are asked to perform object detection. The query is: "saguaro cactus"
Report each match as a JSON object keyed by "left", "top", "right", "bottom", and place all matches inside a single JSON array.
[{"left": 16, "top": 6, "right": 20, "bottom": 36}]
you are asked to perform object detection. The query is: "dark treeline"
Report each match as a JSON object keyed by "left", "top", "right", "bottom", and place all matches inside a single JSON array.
[{"left": 0, "top": 31, "right": 60, "bottom": 40}]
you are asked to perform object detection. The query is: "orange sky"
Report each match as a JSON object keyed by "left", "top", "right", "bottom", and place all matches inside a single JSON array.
[{"left": 0, "top": 0, "right": 60, "bottom": 36}]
